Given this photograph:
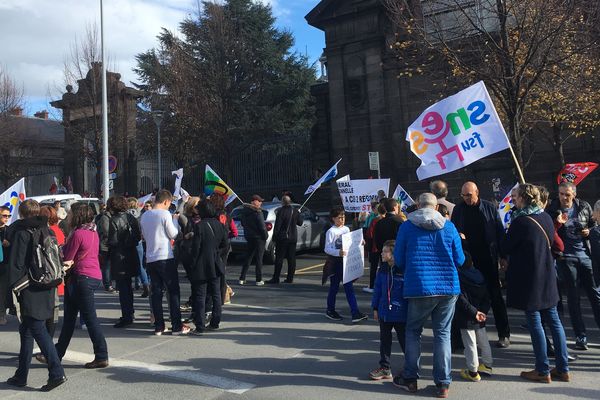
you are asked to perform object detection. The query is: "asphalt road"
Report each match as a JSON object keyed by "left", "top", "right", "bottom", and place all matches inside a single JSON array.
[{"left": 1, "top": 253, "right": 599, "bottom": 400}]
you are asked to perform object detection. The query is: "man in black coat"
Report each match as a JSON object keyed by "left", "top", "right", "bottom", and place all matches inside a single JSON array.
[
  {"left": 373, "top": 198, "right": 406, "bottom": 260},
  {"left": 7, "top": 199, "right": 66, "bottom": 391},
  {"left": 452, "top": 181, "right": 510, "bottom": 348},
  {"left": 0, "top": 205, "right": 12, "bottom": 325},
  {"left": 266, "top": 196, "right": 304, "bottom": 284},
  {"left": 238, "top": 194, "right": 268, "bottom": 285},
  {"left": 546, "top": 181, "right": 600, "bottom": 350}
]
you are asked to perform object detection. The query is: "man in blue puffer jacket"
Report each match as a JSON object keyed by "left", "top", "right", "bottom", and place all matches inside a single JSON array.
[{"left": 393, "top": 193, "right": 465, "bottom": 399}]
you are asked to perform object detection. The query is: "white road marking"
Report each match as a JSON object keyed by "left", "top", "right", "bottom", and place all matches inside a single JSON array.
[{"left": 34, "top": 349, "right": 255, "bottom": 394}]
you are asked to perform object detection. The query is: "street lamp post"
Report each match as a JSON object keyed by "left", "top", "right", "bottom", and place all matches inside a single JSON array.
[{"left": 152, "top": 110, "right": 164, "bottom": 189}]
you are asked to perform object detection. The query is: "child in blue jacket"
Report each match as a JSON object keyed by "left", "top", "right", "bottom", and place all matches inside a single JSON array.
[{"left": 369, "top": 239, "right": 407, "bottom": 380}]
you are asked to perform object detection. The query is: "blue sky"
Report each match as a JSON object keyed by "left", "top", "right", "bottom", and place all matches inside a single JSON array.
[{"left": 0, "top": 0, "right": 325, "bottom": 118}]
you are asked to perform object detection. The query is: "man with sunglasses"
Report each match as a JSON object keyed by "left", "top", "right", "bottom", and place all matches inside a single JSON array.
[{"left": 0, "top": 206, "right": 12, "bottom": 325}]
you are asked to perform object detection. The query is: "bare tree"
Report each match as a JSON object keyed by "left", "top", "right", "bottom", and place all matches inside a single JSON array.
[
  {"left": 384, "top": 0, "right": 600, "bottom": 172},
  {"left": 0, "top": 65, "right": 26, "bottom": 187},
  {"left": 51, "top": 23, "right": 117, "bottom": 195}
]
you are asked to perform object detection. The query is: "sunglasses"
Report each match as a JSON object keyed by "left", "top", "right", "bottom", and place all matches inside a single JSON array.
[{"left": 1, "top": 214, "right": 11, "bottom": 218}]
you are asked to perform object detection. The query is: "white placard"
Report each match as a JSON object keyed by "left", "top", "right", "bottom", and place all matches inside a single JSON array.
[
  {"left": 342, "top": 229, "right": 365, "bottom": 284},
  {"left": 337, "top": 178, "right": 390, "bottom": 213}
]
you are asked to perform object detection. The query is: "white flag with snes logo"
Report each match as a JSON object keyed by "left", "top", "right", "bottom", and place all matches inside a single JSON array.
[{"left": 406, "top": 81, "right": 510, "bottom": 180}]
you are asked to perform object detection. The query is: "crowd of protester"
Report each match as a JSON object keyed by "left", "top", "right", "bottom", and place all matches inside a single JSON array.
[{"left": 0, "top": 179, "right": 599, "bottom": 398}]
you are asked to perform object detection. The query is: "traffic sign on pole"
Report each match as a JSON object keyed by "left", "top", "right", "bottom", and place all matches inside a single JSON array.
[{"left": 108, "top": 156, "right": 118, "bottom": 173}]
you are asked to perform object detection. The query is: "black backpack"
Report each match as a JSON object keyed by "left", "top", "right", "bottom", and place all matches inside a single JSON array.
[{"left": 27, "top": 227, "right": 64, "bottom": 289}]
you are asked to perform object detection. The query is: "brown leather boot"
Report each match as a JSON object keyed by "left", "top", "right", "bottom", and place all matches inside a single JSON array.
[
  {"left": 520, "top": 370, "right": 551, "bottom": 383},
  {"left": 550, "top": 368, "right": 570, "bottom": 382}
]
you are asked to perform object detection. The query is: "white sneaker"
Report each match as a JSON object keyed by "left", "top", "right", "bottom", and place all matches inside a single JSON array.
[
  {"left": 255, "top": 281, "right": 265, "bottom": 286},
  {"left": 238, "top": 280, "right": 245, "bottom": 285},
  {"left": 172, "top": 324, "right": 191, "bottom": 336},
  {"left": 362, "top": 287, "right": 374, "bottom": 293}
]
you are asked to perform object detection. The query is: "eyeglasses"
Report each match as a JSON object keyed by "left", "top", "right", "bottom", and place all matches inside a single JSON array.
[
  {"left": 0, "top": 214, "right": 11, "bottom": 218},
  {"left": 460, "top": 193, "right": 474, "bottom": 198}
]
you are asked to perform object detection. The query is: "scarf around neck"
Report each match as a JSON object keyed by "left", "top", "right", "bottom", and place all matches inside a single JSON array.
[{"left": 511, "top": 205, "right": 543, "bottom": 221}]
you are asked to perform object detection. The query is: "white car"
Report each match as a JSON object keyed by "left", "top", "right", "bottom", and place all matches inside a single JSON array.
[
  {"left": 27, "top": 194, "right": 102, "bottom": 215},
  {"left": 229, "top": 201, "right": 326, "bottom": 263}
]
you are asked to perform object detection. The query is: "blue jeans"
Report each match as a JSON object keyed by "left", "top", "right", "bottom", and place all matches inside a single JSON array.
[
  {"left": 16, "top": 316, "right": 65, "bottom": 381},
  {"left": 326, "top": 257, "right": 359, "bottom": 316},
  {"left": 403, "top": 295, "right": 457, "bottom": 386},
  {"left": 55, "top": 275, "right": 108, "bottom": 361},
  {"left": 525, "top": 306, "right": 569, "bottom": 375},
  {"left": 147, "top": 259, "right": 183, "bottom": 331},
  {"left": 135, "top": 242, "right": 149, "bottom": 286},
  {"left": 99, "top": 252, "right": 112, "bottom": 289},
  {"left": 115, "top": 277, "right": 134, "bottom": 321},
  {"left": 557, "top": 256, "right": 600, "bottom": 338}
]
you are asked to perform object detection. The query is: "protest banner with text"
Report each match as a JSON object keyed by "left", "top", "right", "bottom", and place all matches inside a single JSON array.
[{"left": 336, "top": 178, "right": 389, "bottom": 212}]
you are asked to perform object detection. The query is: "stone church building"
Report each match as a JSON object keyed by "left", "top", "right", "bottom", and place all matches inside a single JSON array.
[{"left": 306, "top": 0, "right": 599, "bottom": 206}]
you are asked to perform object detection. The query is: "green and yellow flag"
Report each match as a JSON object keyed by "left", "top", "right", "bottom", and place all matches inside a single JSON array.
[{"left": 204, "top": 165, "right": 238, "bottom": 206}]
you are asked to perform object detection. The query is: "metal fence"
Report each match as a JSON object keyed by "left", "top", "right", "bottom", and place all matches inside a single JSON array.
[{"left": 137, "top": 132, "right": 313, "bottom": 197}]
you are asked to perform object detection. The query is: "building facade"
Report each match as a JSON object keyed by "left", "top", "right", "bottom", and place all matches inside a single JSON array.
[{"left": 306, "top": 0, "right": 599, "bottom": 207}]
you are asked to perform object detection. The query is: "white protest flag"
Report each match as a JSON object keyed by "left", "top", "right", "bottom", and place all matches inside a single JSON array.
[
  {"left": 342, "top": 229, "right": 364, "bottom": 284},
  {"left": 1, "top": 178, "right": 26, "bottom": 225},
  {"left": 305, "top": 159, "right": 342, "bottom": 195},
  {"left": 392, "top": 184, "right": 415, "bottom": 212},
  {"left": 179, "top": 187, "right": 190, "bottom": 203},
  {"left": 406, "top": 81, "right": 511, "bottom": 180},
  {"left": 337, "top": 178, "right": 390, "bottom": 212},
  {"left": 498, "top": 183, "right": 519, "bottom": 230},
  {"left": 171, "top": 168, "right": 184, "bottom": 199},
  {"left": 137, "top": 193, "right": 153, "bottom": 208}
]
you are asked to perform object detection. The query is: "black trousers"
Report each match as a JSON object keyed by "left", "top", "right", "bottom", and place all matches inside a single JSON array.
[
  {"left": 272, "top": 240, "right": 297, "bottom": 282},
  {"left": 191, "top": 277, "right": 222, "bottom": 330},
  {"left": 474, "top": 252, "right": 510, "bottom": 339},
  {"left": 240, "top": 238, "right": 266, "bottom": 282},
  {"left": 379, "top": 320, "right": 406, "bottom": 369},
  {"left": 369, "top": 252, "right": 380, "bottom": 289}
]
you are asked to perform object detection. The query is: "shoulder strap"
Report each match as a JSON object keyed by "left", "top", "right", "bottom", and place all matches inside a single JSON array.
[
  {"left": 205, "top": 220, "right": 215, "bottom": 238},
  {"left": 525, "top": 216, "right": 551, "bottom": 250}
]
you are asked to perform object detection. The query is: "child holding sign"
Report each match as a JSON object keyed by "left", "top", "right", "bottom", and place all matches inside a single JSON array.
[
  {"left": 369, "top": 240, "right": 407, "bottom": 380},
  {"left": 323, "top": 207, "right": 367, "bottom": 323}
]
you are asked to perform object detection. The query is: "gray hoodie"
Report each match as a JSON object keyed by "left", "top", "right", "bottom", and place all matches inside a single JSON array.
[{"left": 407, "top": 208, "right": 447, "bottom": 231}]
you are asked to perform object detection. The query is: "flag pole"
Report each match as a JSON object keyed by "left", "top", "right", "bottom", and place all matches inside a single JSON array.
[
  {"left": 299, "top": 190, "right": 318, "bottom": 212},
  {"left": 506, "top": 142, "right": 526, "bottom": 184}
]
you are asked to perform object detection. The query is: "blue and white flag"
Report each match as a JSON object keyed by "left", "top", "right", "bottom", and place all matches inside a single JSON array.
[
  {"left": 392, "top": 184, "right": 415, "bottom": 212},
  {"left": 304, "top": 159, "right": 342, "bottom": 195}
]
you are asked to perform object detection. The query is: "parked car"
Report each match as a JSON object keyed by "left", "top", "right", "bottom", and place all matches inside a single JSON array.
[
  {"left": 27, "top": 194, "right": 102, "bottom": 215},
  {"left": 230, "top": 201, "right": 327, "bottom": 263}
]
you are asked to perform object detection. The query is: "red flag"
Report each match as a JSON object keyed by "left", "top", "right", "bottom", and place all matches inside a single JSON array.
[{"left": 557, "top": 162, "right": 598, "bottom": 185}]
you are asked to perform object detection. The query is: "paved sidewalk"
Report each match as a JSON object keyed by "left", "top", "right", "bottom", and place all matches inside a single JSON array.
[{"left": 0, "top": 256, "right": 599, "bottom": 400}]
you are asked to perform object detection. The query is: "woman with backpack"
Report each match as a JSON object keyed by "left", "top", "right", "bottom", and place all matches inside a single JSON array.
[
  {"left": 6, "top": 199, "right": 66, "bottom": 391},
  {"left": 50, "top": 203, "right": 109, "bottom": 369},
  {"left": 108, "top": 196, "right": 141, "bottom": 328}
]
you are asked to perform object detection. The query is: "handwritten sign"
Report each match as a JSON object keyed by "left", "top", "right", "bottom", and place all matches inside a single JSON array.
[{"left": 342, "top": 229, "right": 365, "bottom": 284}]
